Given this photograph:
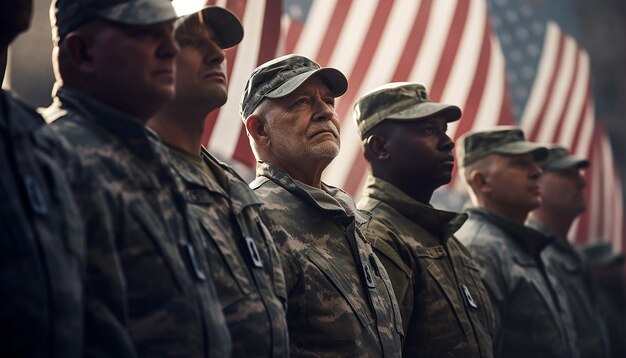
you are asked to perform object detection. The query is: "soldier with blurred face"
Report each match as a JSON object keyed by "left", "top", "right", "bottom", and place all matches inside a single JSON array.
[
  {"left": 148, "top": 7, "right": 288, "bottom": 357},
  {"left": 39, "top": 0, "right": 230, "bottom": 356},
  {"left": 354, "top": 82, "right": 495, "bottom": 357},
  {"left": 242, "top": 54, "right": 404, "bottom": 357},
  {"left": 528, "top": 145, "right": 609, "bottom": 357},
  {"left": 455, "top": 127, "right": 579, "bottom": 357},
  {"left": 1, "top": 0, "right": 82, "bottom": 356}
]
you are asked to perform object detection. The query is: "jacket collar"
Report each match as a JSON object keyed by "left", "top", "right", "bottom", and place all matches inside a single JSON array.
[
  {"left": 468, "top": 207, "right": 553, "bottom": 256},
  {"left": 362, "top": 175, "right": 466, "bottom": 241},
  {"left": 51, "top": 85, "right": 160, "bottom": 163},
  {"left": 256, "top": 161, "right": 368, "bottom": 225}
]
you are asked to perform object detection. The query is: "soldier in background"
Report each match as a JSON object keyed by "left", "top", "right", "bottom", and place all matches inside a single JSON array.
[
  {"left": 148, "top": 7, "right": 288, "bottom": 357},
  {"left": 455, "top": 127, "right": 579, "bottom": 357},
  {"left": 39, "top": 0, "right": 230, "bottom": 356},
  {"left": 354, "top": 82, "right": 495, "bottom": 357},
  {"left": 242, "top": 54, "right": 404, "bottom": 357},
  {"left": 0, "top": 0, "right": 83, "bottom": 356},
  {"left": 583, "top": 242, "right": 626, "bottom": 358},
  {"left": 527, "top": 145, "right": 610, "bottom": 357}
]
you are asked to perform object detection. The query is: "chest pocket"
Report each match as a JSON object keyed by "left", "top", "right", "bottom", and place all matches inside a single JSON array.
[
  {"left": 128, "top": 200, "right": 188, "bottom": 292},
  {"left": 304, "top": 248, "right": 374, "bottom": 338},
  {"left": 186, "top": 188, "right": 255, "bottom": 299},
  {"left": 460, "top": 255, "right": 495, "bottom": 336},
  {"left": 413, "top": 245, "right": 475, "bottom": 337}
]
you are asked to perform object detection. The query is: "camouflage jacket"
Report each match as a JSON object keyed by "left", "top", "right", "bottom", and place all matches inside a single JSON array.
[
  {"left": 456, "top": 208, "right": 578, "bottom": 358},
  {"left": 39, "top": 86, "right": 231, "bottom": 357},
  {"left": 165, "top": 145, "right": 289, "bottom": 357},
  {"left": 528, "top": 218, "right": 610, "bottom": 358},
  {"left": 250, "top": 162, "right": 404, "bottom": 357},
  {"left": 0, "top": 90, "right": 83, "bottom": 357},
  {"left": 357, "top": 176, "right": 495, "bottom": 357}
]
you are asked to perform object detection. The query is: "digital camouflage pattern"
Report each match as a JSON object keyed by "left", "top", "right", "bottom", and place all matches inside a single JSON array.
[
  {"left": 0, "top": 90, "right": 83, "bottom": 357},
  {"left": 456, "top": 208, "right": 579, "bottom": 358},
  {"left": 528, "top": 218, "right": 609, "bottom": 358},
  {"left": 165, "top": 145, "right": 289, "bottom": 357},
  {"left": 38, "top": 85, "right": 231, "bottom": 357},
  {"left": 352, "top": 82, "right": 461, "bottom": 139},
  {"left": 239, "top": 54, "right": 347, "bottom": 119},
  {"left": 456, "top": 127, "right": 547, "bottom": 168},
  {"left": 250, "top": 162, "right": 404, "bottom": 357},
  {"left": 358, "top": 176, "right": 495, "bottom": 357}
]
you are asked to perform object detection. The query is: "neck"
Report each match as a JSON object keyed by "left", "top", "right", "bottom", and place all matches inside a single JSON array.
[
  {"left": 529, "top": 208, "right": 575, "bottom": 238},
  {"left": 263, "top": 154, "right": 329, "bottom": 188},
  {"left": 148, "top": 103, "right": 211, "bottom": 156},
  {"left": 373, "top": 170, "right": 433, "bottom": 204}
]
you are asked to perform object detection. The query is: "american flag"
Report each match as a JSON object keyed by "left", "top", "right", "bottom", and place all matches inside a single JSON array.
[{"left": 198, "top": 0, "right": 624, "bottom": 251}]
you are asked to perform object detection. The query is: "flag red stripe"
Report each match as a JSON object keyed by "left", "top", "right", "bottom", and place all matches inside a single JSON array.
[
  {"left": 344, "top": 148, "right": 368, "bottom": 195},
  {"left": 429, "top": 0, "right": 471, "bottom": 100},
  {"left": 391, "top": 0, "right": 433, "bottom": 82},
  {"left": 528, "top": 32, "right": 566, "bottom": 141},
  {"left": 284, "top": 21, "right": 303, "bottom": 54},
  {"left": 334, "top": 0, "right": 395, "bottom": 123},
  {"left": 315, "top": 0, "right": 353, "bottom": 66}
]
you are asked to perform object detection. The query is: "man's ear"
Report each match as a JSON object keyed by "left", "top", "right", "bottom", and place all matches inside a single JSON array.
[
  {"left": 365, "top": 135, "right": 390, "bottom": 160},
  {"left": 245, "top": 114, "right": 270, "bottom": 147},
  {"left": 470, "top": 169, "right": 491, "bottom": 194},
  {"left": 62, "top": 32, "right": 95, "bottom": 72}
]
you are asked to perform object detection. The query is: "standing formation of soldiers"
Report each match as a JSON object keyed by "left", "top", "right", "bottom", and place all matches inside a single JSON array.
[{"left": 1, "top": 0, "right": 622, "bottom": 357}]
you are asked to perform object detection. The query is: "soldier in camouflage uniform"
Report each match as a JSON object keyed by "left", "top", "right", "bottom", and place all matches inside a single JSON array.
[
  {"left": 0, "top": 0, "right": 83, "bottom": 356},
  {"left": 241, "top": 54, "right": 404, "bottom": 357},
  {"left": 353, "top": 82, "right": 495, "bottom": 357},
  {"left": 147, "top": 7, "right": 288, "bottom": 357},
  {"left": 455, "top": 127, "right": 579, "bottom": 358},
  {"left": 38, "top": 0, "right": 231, "bottom": 356},
  {"left": 527, "top": 145, "right": 610, "bottom": 358}
]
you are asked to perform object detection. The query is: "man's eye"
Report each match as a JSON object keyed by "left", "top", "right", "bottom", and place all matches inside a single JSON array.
[
  {"left": 177, "top": 38, "right": 194, "bottom": 46},
  {"left": 324, "top": 98, "right": 335, "bottom": 107}
]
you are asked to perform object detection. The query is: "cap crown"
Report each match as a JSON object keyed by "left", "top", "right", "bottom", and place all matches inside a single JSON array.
[{"left": 240, "top": 55, "right": 322, "bottom": 118}]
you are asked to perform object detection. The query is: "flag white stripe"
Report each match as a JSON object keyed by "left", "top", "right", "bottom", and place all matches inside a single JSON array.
[
  {"left": 209, "top": 0, "right": 266, "bottom": 158},
  {"left": 574, "top": 98, "right": 594, "bottom": 158},
  {"left": 558, "top": 51, "right": 590, "bottom": 147},
  {"left": 443, "top": 0, "right": 486, "bottom": 139},
  {"left": 409, "top": 0, "right": 458, "bottom": 88},
  {"left": 293, "top": 0, "right": 337, "bottom": 57},
  {"left": 520, "top": 22, "right": 561, "bottom": 133},
  {"left": 535, "top": 36, "right": 577, "bottom": 144}
]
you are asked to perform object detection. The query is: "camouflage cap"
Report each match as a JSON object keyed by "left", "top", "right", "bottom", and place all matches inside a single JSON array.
[
  {"left": 174, "top": 6, "right": 243, "bottom": 49},
  {"left": 51, "top": 0, "right": 177, "bottom": 43},
  {"left": 538, "top": 145, "right": 589, "bottom": 171},
  {"left": 456, "top": 126, "right": 548, "bottom": 167},
  {"left": 239, "top": 54, "right": 348, "bottom": 120},
  {"left": 353, "top": 82, "right": 461, "bottom": 139}
]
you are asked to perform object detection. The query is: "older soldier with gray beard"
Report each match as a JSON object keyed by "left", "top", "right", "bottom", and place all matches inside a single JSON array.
[{"left": 241, "top": 54, "right": 404, "bottom": 357}]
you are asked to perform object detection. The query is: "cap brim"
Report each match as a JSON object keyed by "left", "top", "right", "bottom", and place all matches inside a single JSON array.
[
  {"left": 386, "top": 102, "right": 462, "bottom": 123},
  {"left": 493, "top": 141, "right": 548, "bottom": 161},
  {"left": 266, "top": 68, "right": 348, "bottom": 99},
  {"left": 175, "top": 6, "right": 243, "bottom": 49},
  {"left": 543, "top": 156, "right": 590, "bottom": 170},
  {"left": 98, "top": 0, "right": 177, "bottom": 25}
]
